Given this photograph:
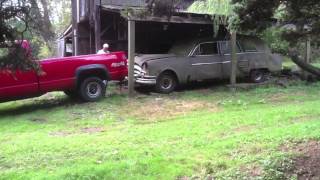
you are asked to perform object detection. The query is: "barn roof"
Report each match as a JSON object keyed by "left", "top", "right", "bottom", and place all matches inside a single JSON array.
[{"left": 100, "top": 0, "right": 212, "bottom": 24}]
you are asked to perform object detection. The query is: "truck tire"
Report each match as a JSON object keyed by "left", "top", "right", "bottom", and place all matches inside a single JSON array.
[
  {"left": 79, "top": 77, "right": 106, "bottom": 102},
  {"left": 155, "top": 72, "right": 177, "bottom": 94},
  {"left": 250, "top": 70, "right": 268, "bottom": 83}
]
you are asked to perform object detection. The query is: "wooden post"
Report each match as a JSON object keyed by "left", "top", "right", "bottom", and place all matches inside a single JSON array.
[
  {"left": 304, "top": 37, "right": 311, "bottom": 78},
  {"left": 128, "top": 20, "right": 136, "bottom": 97},
  {"left": 94, "top": 4, "right": 101, "bottom": 52},
  {"left": 71, "top": 0, "right": 78, "bottom": 56},
  {"left": 230, "top": 31, "right": 237, "bottom": 91}
]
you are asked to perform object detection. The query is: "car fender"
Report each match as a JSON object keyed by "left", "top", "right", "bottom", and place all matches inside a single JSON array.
[{"left": 149, "top": 58, "right": 189, "bottom": 84}]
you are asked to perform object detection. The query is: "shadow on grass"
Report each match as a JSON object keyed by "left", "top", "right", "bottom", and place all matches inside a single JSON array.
[
  {"left": 0, "top": 96, "right": 81, "bottom": 118},
  {"left": 135, "top": 79, "right": 232, "bottom": 95},
  {"left": 0, "top": 79, "right": 251, "bottom": 117}
]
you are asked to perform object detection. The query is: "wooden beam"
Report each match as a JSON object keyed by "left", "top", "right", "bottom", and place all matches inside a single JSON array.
[
  {"left": 130, "top": 15, "right": 212, "bottom": 25},
  {"left": 128, "top": 20, "right": 136, "bottom": 97},
  {"left": 94, "top": 3, "right": 101, "bottom": 52},
  {"left": 230, "top": 32, "right": 237, "bottom": 91},
  {"left": 71, "top": 0, "right": 78, "bottom": 56}
]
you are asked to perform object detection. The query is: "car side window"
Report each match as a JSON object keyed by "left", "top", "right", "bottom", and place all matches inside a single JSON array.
[
  {"left": 193, "top": 42, "right": 218, "bottom": 56},
  {"left": 240, "top": 41, "right": 258, "bottom": 52},
  {"left": 220, "top": 41, "right": 241, "bottom": 54}
]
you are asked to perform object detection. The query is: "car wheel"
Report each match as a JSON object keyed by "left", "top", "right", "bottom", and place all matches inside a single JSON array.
[
  {"left": 79, "top": 77, "right": 106, "bottom": 102},
  {"left": 250, "top": 70, "right": 267, "bottom": 83},
  {"left": 156, "top": 72, "right": 177, "bottom": 94},
  {"left": 64, "top": 90, "right": 78, "bottom": 99}
]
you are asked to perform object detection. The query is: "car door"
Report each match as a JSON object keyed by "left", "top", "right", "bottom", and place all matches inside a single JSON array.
[
  {"left": 220, "top": 41, "right": 249, "bottom": 78},
  {"left": 0, "top": 69, "right": 39, "bottom": 101},
  {"left": 189, "top": 42, "right": 222, "bottom": 81}
]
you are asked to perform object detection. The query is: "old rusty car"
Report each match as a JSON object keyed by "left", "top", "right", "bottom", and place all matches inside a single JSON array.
[{"left": 134, "top": 36, "right": 282, "bottom": 93}]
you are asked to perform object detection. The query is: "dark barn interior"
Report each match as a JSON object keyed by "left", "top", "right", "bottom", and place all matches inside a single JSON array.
[
  {"left": 98, "top": 9, "right": 225, "bottom": 55},
  {"left": 63, "top": 0, "right": 226, "bottom": 57}
]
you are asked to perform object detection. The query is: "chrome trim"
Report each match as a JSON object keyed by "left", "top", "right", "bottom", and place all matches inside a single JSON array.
[
  {"left": 192, "top": 62, "right": 221, "bottom": 66},
  {"left": 135, "top": 77, "right": 157, "bottom": 85},
  {"left": 191, "top": 60, "right": 249, "bottom": 66},
  {"left": 223, "top": 52, "right": 264, "bottom": 56}
]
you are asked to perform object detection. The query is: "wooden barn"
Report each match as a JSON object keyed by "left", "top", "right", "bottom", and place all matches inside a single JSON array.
[{"left": 58, "top": 0, "right": 226, "bottom": 57}]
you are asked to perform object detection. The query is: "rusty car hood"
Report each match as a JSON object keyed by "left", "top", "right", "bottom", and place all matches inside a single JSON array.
[{"left": 135, "top": 54, "right": 177, "bottom": 65}]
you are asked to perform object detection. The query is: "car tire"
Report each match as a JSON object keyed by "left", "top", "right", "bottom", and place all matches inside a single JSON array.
[
  {"left": 79, "top": 77, "right": 106, "bottom": 102},
  {"left": 250, "top": 70, "right": 268, "bottom": 83},
  {"left": 155, "top": 72, "right": 177, "bottom": 94},
  {"left": 64, "top": 90, "right": 78, "bottom": 99}
]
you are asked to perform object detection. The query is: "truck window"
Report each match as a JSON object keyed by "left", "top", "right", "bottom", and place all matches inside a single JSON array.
[{"left": 193, "top": 42, "right": 218, "bottom": 56}]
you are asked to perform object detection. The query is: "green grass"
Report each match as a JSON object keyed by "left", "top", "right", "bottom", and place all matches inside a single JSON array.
[
  {"left": 283, "top": 56, "right": 320, "bottom": 69},
  {"left": 1, "top": 81, "right": 320, "bottom": 179}
]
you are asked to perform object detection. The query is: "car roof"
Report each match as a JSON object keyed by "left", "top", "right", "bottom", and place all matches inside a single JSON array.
[{"left": 169, "top": 35, "right": 270, "bottom": 55}]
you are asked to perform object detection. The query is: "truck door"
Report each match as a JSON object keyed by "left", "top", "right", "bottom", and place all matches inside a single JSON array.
[
  {"left": 0, "top": 70, "right": 39, "bottom": 101},
  {"left": 189, "top": 42, "right": 222, "bottom": 81}
]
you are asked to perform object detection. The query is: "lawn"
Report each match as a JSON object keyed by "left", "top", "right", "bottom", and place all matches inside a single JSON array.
[{"left": 0, "top": 81, "right": 320, "bottom": 180}]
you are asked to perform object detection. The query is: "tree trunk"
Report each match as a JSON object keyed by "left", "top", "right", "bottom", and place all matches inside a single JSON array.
[
  {"left": 29, "top": 0, "right": 55, "bottom": 45},
  {"left": 289, "top": 48, "right": 320, "bottom": 77}
]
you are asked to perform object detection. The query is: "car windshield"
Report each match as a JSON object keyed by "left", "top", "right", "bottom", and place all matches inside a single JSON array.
[{"left": 168, "top": 39, "right": 197, "bottom": 56}]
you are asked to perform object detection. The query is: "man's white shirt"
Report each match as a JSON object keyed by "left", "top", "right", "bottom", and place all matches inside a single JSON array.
[{"left": 97, "top": 50, "right": 110, "bottom": 54}]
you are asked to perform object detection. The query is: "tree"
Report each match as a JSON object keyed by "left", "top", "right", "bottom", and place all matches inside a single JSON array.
[
  {"left": 231, "top": 0, "right": 320, "bottom": 77},
  {"left": 0, "top": 0, "right": 39, "bottom": 72},
  {"left": 28, "top": 0, "right": 55, "bottom": 49},
  {"left": 0, "top": 0, "right": 63, "bottom": 72},
  {"left": 189, "top": 0, "right": 320, "bottom": 77}
]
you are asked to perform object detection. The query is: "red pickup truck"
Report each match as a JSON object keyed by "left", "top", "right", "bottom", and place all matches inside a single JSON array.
[{"left": 0, "top": 47, "right": 128, "bottom": 102}]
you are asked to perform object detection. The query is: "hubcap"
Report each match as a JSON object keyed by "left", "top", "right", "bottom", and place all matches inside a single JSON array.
[
  {"left": 255, "top": 73, "right": 263, "bottom": 81},
  {"left": 161, "top": 78, "right": 173, "bottom": 90},
  {"left": 86, "top": 82, "right": 102, "bottom": 98}
]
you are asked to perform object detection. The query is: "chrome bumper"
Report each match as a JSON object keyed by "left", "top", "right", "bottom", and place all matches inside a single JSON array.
[{"left": 135, "top": 75, "right": 157, "bottom": 85}]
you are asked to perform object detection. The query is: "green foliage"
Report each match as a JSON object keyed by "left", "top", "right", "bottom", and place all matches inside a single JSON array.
[
  {"left": 188, "top": 0, "right": 240, "bottom": 33},
  {"left": 51, "top": 0, "right": 72, "bottom": 36},
  {"left": 231, "top": 0, "right": 320, "bottom": 43},
  {"left": 0, "top": 45, "right": 40, "bottom": 72},
  {"left": 188, "top": 0, "right": 232, "bottom": 16},
  {"left": 261, "top": 155, "right": 295, "bottom": 180},
  {"left": 260, "top": 27, "right": 290, "bottom": 55}
]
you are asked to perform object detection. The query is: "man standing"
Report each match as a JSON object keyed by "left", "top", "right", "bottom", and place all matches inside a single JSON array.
[{"left": 97, "top": 43, "right": 110, "bottom": 54}]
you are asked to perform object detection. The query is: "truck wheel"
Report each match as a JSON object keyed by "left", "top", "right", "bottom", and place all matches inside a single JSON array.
[
  {"left": 79, "top": 77, "right": 106, "bottom": 102},
  {"left": 250, "top": 70, "right": 267, "bottom": 83},
  {"left": 156, "top": 72, "right": 177, "bottom": 94},
  {"left": 64, "top": 90, "right": 78, "bottom": 99}
]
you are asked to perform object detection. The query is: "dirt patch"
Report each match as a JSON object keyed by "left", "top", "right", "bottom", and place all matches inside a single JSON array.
[
  {"left": 49, "top": 131, "right": 73, "bottom": 137},
  {"left": 50, "top": 127, "right": 105, "bottom": 137},
  {"left": 266, "top": 93, "right": 289, "bottom": 103},
  {"left": 220, "top": 125, "right": 256, "bottom": 138},
  {"left": 232, "top": 125, "right": 256, "bottom": 133},
  {"left": 120, "top": 98, "right": 219, "bottom": 123},
  {"left": 282, "top": 140, "right": 320, "bottom": 180},
  {"left": 81, "top": 127, "right": 105, "bottom": 134},
  {"left": 29, "top": 117, "right": 48, "bottom": 123},
  {"left": 292, "top": 115, "right": 320, "bottom": 123},
  {"left": 240, "top": 165, "right": 263, "bottom": 178}
]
